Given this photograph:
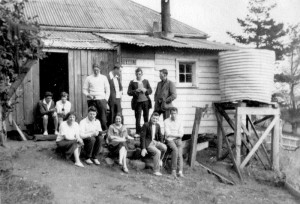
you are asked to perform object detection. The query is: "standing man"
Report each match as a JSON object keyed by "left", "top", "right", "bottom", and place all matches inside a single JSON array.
[
  {"left": 108, "top": 65, "right": 123, "bottom": 126},
  {"left": 79, "top": 106, "right": 103, "bottom": 165},
  {"left": 140, "top": 112, "right": 167, "bottom": 176},
  {"left": 38, "top": 91, "right": 58, "bottom": 135},
  {"left": 127, "top": 68, "right": 152, "bottom": 135},
  {"left": 164, "top": 107, "right": 184, "bottom": 178},
  {"left": 83, "top": 63, "right": 110, "bottom": 131},
  {"left": 154, "top": 69, "right": 177, "bottom": 120}
]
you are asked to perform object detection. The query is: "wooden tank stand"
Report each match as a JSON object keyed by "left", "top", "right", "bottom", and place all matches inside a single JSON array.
[{"left": 214, "top": 102, "right": 280, "bottom": 173}]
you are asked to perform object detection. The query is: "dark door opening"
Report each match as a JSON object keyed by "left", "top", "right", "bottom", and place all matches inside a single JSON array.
[{"left": 40, "top": 52, "right": 69, "bottom": 102}]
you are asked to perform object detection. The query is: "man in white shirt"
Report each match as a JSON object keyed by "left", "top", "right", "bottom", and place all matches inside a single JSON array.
[
  {"left": 108, "top": 65, "right": 123, "bottom": 126},
  {"left": 164, "top": 107, "right": 184, "bottom": 178},
  {"left": 79, "top": 106, "right": 103, "bottom": 165},
  {"left": 83, "top": 63, "right": 110, "bottom": 131},
  {"left": 56, "top": 92, "right": 71, "bottom": 125}
]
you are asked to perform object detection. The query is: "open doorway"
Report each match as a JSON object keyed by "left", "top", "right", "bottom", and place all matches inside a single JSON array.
[{"left": 39, "top": 52, "right": 69, "bottom": 102}]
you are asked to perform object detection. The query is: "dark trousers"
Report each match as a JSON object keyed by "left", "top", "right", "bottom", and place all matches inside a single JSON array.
[
  {"left": 135, "top": 100, "right": 150, "bottom": 134},
  {"left": 108, "top": 98, "right": 121, "bottom": 126},
  {"left": 87, "top": 99, "right": 108, "bottom": 130},
  {"left": 154, "top": 102, "right": 170, "bottom": 120},
  {"left": 83, "top": 136, "right": 101, "bottom": 159}
]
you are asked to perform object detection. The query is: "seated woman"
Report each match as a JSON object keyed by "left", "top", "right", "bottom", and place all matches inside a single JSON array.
[
  {"left": 56, "top": 112, "right": 84, "bottom": 168},
  {"left": 56, "top": 92, "right": 72, "bottom": 125},
  {"left": 107, "top": 113, "right": 133, "bottom": 173}
]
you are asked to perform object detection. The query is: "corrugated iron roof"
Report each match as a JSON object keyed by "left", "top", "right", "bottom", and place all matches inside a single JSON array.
[
  {"left": 95, "top": 33, "right": 239, "bottom": 51},
  {"left": 41, "top": 31, "right": 114, "bottom": 50},
  {"left": 24, "top": 0, "right": 207, "bottom": 38}
]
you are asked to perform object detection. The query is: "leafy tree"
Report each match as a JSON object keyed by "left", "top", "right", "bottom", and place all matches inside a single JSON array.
[
  {"left": 274, "top": 24, "right": 300, "bottom": 134},
  {"left": 227, "top": 0, "right": 286, "bottom": 60},
  {"left": 0, "top": 0, "right": 44, "bottom": 146}
]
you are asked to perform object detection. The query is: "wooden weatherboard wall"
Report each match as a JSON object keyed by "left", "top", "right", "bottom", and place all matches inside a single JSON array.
[{"left": 121, "top": 48, "right": 226, "bottom": 135}]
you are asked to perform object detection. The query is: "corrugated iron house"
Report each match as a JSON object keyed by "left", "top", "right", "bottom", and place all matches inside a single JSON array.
[{"left": 12, "top": 0, "right": 238, "bottom": 134}]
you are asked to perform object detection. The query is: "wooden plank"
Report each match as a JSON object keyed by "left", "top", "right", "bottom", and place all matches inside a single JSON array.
[
  {"left": 16, "top": 85, "right": 24, "bottom": 127},
  {"left": 23, "top": 68, "right": 34, "bottom": 124},
  {"left": 217, "top": 116, "right": 223, "bottom": 159},
  {"left": 247, "top": 115, "right": 272, "bottom": 167},
  {"left": 12, "top": 119, "right": 27, "bottom": 141},
  {"left": 81, "top": 50, "right": 88, "bottom": 117},
  {"left": 68, "top": 50, "right": 75, "bottom": 110},
  {"left": 197, "top": 141, "right": 209, "bottom": 151},
  {"left": 198, "top": 161, "right": 235, "bottom": 185},
  {"left": 188, "top": 107, "right": 203, "bottom": 167},
  {"left": 253, "top": 115, "right": 273, "bottom": 125},
  {"left": 74, "top": 50, "right": 82, "bottom": 118},
  {"left": 87, "top": 50, "right": 93, "bottom": 76},
  {"left": 234, "top": 112, "right": 242, "bottom": 166},
  {"left": 271, "top": 115, "right": 280, "bottom": 171},
  {"left": 32, "top": 60, "right": 40, "bottom": 108},
  {"left": 238, "top": 107, "right": 280, "bottom": 116},
  {"left": 240, "top": 116, "right": 277, "bottom": 169},
  {"left": 215, "top": 111, "right": 244, "bottom": 182},
  {"left": 197, "top": 84, "right": 219, "bottom": 90}
]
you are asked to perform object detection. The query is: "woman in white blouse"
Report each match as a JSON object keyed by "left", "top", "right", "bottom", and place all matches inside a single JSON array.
[
  {"left": 56, "top": 92, "right": 72, "bottom": 125},
  {"left": 56, "top": 112, "right": 84, "bottom": 167}
]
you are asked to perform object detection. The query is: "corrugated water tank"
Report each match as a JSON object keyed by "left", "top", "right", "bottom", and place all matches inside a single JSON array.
[{"left": 218, "top": 49, "right": 275, "bottom": 104}]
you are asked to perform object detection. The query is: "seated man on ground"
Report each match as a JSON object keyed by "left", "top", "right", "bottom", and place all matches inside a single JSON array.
[
  {"left": 79, "top": 106, "right": 104, "bottom": 165},
  {"left": 164, "top": 107, "right": 184, "bottom": 178},
  {"left": 140, "top": 112, "right": 167, "bottom": 176},
  {"left": 38, "top": 91, "right": 58, "bottom": 135},
  {"left": 107, "top": 113, "right": 133, "bottom": 173},
  {"left": 56, "top": 112, "right": 84, "bottom": 167},
  {"left": 56, "top": 92, "right": 71, "bottom": 126}
]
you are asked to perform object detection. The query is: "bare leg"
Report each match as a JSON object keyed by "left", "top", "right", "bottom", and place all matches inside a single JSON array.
[
  {"left": 43, "top": 115, "right": 48, "bottom": 135},
  {"left": 74, "top": 147, "right": 84, "bottom": 167},
  {"left": 120, "top": 147, "right": 128, "bottom": 172},
  {"left": 74, "top": 147, "right": 81, "bottom": 163},
  {"left": 53, "top": 113, "right": 58, "bottom": 133}
]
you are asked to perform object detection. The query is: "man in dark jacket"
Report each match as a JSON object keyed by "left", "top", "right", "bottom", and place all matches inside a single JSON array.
[
  {"left": 37, "top": 91, "right": 58, "bottom": 135},
  {"left": 127, "top": 68, "right": 152, "bottom": 135},
  {"left": 140, "top": 112, "right": 167, "bottom": 176},
  {"left": 108, "top": 65, "right": 123, "bottom": 126},
  {"left": 154, "top": 69, "right": 177, "bottom": 120}
]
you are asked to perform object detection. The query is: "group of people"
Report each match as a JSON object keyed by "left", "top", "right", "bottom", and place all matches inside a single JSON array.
[{"left": 37, "top": 63, "right": 185, "bottom": 177}]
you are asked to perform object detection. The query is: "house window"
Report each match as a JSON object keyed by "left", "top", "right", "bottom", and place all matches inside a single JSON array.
[
  {"left": 176, "top": 60, "right": 197, "bottom": 87},
  {"left": 179, "top": 63, "right": 193, "bottom": 83}
]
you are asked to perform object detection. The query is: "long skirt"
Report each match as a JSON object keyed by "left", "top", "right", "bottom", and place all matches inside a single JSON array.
[
  {"left": 56, "top": 140, "right": 79, "bottom": 160},
  {"left": 107, "top": 142, "right": 127, "bottom": 158}
]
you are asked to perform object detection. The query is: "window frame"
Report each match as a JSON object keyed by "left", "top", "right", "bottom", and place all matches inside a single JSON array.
[{"left": 176, "top": 59, "right": 197, "bottom": 88}]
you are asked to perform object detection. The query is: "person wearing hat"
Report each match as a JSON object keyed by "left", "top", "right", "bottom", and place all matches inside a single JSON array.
[
  {"left": 107, "top": 65, "right": 123, "bottom": 126},
  {"left": 37, "top": 91, "right": 58, "bottom": 135},
  {"left": 83, "top": 63, "right": 110, "bottom": 131}
]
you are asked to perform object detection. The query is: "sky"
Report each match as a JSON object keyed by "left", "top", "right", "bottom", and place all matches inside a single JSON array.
[{"left": 132, "top": 0, "right": 300, "bottom": 44}]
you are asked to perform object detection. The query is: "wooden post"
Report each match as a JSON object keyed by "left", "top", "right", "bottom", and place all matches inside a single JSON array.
[
  {"left": 217, "top": 114, "right": 223, "bottom": 160},
  {"left": 189, "top": 107, "right": 203, "bottom": 167},
  {"left": 234, "top": 108, "right": 242, "bottom": 166},
  {"left": 272, "top": 115, "right": 280, "bottom": 171}
]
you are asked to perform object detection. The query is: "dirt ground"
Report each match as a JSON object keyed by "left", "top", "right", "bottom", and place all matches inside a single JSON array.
[{"left": 1, "top": 140, "right": 299, "bottom": 204}]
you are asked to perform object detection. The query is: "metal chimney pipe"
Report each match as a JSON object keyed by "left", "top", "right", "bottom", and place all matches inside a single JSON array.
[{"left": 161, "top": 0, "right": 172, "bottom": 37}]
